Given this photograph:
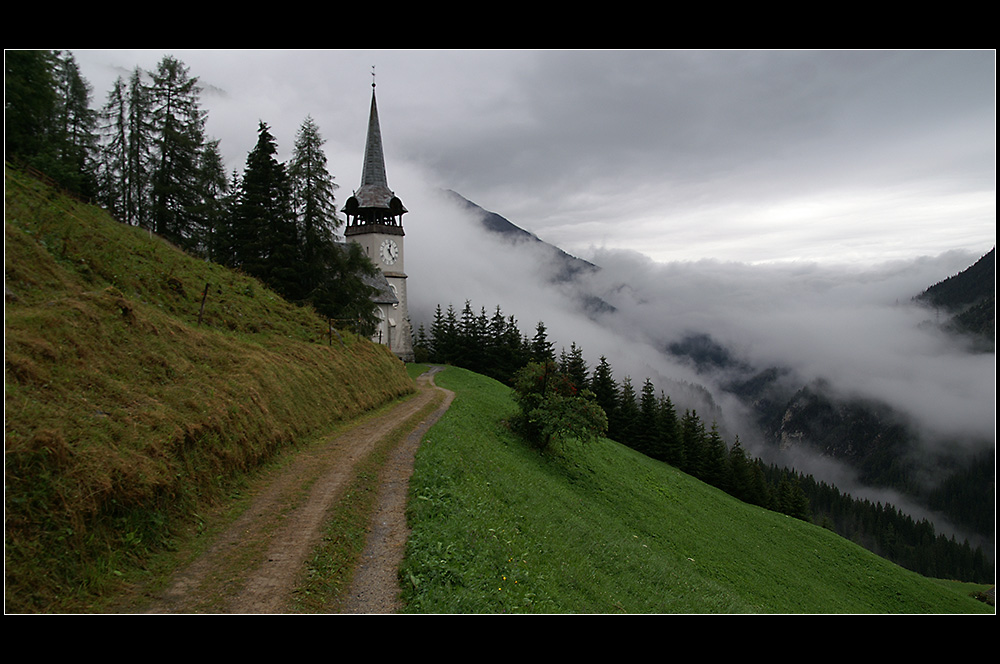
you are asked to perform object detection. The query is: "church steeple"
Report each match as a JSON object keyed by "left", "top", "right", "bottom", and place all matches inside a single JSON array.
[
  {"left": 344, "top": 73, "right": 407, "bottom": 229},
  {"left": 342, "top": 73, "right": 414, "bottom": 363}
]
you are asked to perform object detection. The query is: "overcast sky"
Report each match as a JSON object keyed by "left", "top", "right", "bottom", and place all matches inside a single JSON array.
[{"left": 72, "top": 49, "right": 995, "bottom": 266}]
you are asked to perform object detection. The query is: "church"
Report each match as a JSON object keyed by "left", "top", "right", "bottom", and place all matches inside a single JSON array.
[{"left": 343, "top": 78, "right": 415, "bottom": 362}]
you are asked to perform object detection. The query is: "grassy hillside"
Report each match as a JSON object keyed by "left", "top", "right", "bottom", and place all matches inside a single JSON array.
[
  {"left": 401, "top": 366, "right": 994, "bottom": 614},
  {"left": 4, "top": 166, "right": 415, "bottom": 613}
]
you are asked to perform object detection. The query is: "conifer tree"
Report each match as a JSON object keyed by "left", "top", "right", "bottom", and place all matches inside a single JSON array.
[
  {"left": 190, "top": 138, "right": 229, "bottom": 258},
  {"left": 561, "top": 342, "right": 589, "bottom": 391},
  {"left": 637, "top": 378, "right": 660, "bottom": 458},
  {"left": 455, "top": 301, "right": 482, "bottom": 372},
  {"left": 680, "top": 409, "right": 706, "bottom": 479},
  {"left": 483, "top": 306, "right": 509, "bottom": 380},
  {"left": 615, "top": 376, "right": 640, "bottom": 446},
  {"left": 289, "top": 115, "right": 340, "bottom": 295},
  {"left": 97, "top": 75, "right": 129, "bottom": 220},
  {"left": 657, "top": 393, "right": 684, "bottom": 468},
  {"left": 504, "top": 315, "right": 530, "bottom": 376},
  {"left": 96, "top": 66, "right": 154, "bottom": 227},
  {"left": 148, "top": 55, "right": 208, "bottom": 248},
  {"left": 728, "top": 436, "right": 753, "bottom": 502},
  {"left": 748, "top": 461, "right": 774, "bottom": 510},
  {"left": 531, "top": 321, "right": 556, "bottom": 363},
  {"left": 590, "top": 356, "right": 618, "bottom": 433},
  {"left": 306, "top": 241, "right": 380, "bottom": 334},
  {"left": 701, "top": 422, "right": 731, "bottom": 490},
  {"left": 428, "top": 305, "right": 447, "bottom": 363},
  {"left": 5, "top": 49, "right": 97, "bottom": 196},
  {"left": 124, "top": 67, "right": 153, "bottom": 228},
  {"left": 50, "top": 51, "right": 98, "bottom": 197},
  {"left": 232, "top": 121, "right": 299, "bottom": 298},
  {"left": 429, "top": 304, "right": 461, "bottom": 365},
  {"left": 414, "top": 323, "right": 431, "bottom": 363},
  {"left": 777, "top": 474, "right": 811, "bottom": 521},
  {"left": 5, "top": 50, "right": 58, "bottom": 170}
]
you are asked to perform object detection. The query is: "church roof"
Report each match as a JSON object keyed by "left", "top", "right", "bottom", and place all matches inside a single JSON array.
[
  {"left": 362, "top": 269, "right": 399, "bottom": 305},
  {"left": 351, "top": 85, "right": 406, "bottom": 213},
  {"left": 334, "top": 241, "right": 399, "bottom": 305}
]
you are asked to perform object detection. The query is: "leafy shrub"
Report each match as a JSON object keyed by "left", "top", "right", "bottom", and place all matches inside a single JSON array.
[{"left": 511, "top": 361, "right": 607, "bottom": 449}]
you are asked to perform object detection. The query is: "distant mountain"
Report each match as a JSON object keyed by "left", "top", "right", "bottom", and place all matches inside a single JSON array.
[
  {"left": 915, "top": 247, "right": 995, "bottom": 348},
  {"left": 668, "top": 249, "right": 997, "bottom": 542},
  {"left": 442, "top": 189, "right": 615, "bottom": 316}
]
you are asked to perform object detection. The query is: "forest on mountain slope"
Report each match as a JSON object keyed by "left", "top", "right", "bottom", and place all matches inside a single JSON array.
[
  {"left": 916, "top": 247, "right": 995, "bottom": 349},
  {"left": 412, "top": 299, "right": 993, "bottom": 584}
]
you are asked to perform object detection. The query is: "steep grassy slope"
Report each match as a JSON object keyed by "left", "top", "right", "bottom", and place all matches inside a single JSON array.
[
  {"left": 401, "top": 367, "right": 993, "bottom": 614},
  {"left": 4, "top": 167, "right": 414, "bottom": 612}
]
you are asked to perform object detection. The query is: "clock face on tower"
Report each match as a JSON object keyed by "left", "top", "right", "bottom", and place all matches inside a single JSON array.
[{"left": 379, "top": 238, "right": 399, "bottom": 265}]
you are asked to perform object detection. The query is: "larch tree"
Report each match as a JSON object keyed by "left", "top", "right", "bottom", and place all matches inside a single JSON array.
[
  {"left": 98, "top": 66, "right": 154, "bottom": 228},
  {"left": 97, "top": 75, "right": 130, "bottom": 220},
  {"left": 289, "top": 116, "right": 340, "bottom": 242},
  {"left": 190, "top": 138, "right": 229, "bottom": 258},
  {"left": 50, "top": 51, "right": 98, "bottom": 197},
  {"left": 148, "top": 55, "right": 208, "bottom": 248},
  {"left": 125, "top": 67, "right": 153, "bottom": 228}
]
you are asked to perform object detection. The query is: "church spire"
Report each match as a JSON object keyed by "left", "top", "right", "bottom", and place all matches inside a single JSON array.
[
  {"left": 344, "top": 68, "right": 407, "bottom": 228},
  {"left": 360, "top": 72, "right": 388, "bottom": 192}
]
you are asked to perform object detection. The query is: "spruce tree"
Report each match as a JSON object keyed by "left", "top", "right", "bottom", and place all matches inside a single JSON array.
[
  {"left": 657, "top": 393, "right": 684, "bottom": 468},
  {"left": 428, "top": 305, "right": 447, "bottom": 363},
  {"left": 680, "top": 409, "right": 706, "bottom": 479},
  {"left": 728, "top": 436, "right": 753, "bottom": 502},
  {"left": 615, "top": 376, "right": 640, "bottom": 448},
  {"left": 637, "top": 378, "right": 660, "bottom": 458},
  {"left": 590, "top": 356, "right": 618, "bottom": 437},
  {"left": 701, "top": 422, "right": 731, "bottom": 491},
  {"left": 484, "top": 306, "right": 508, "bottom": 380},
  {"left": 456, "top": 301, "right": 481, "bottom": 372},
  {"left": 233, "top": 121, "right": 299, "bottom": 298},
  {"left": 96, "top": 66, "right": 153, "bottom": 228},
  {"left": 562, "top": 342, "right": 589, "bottom": 392},
  {"left": 531, "top": 321, "right": 555, "bottom": 363}
]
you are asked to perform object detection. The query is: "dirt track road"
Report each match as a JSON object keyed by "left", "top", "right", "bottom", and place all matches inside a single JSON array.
[{"left": 143, "top": 367, "right": 453, "bottom": 614}]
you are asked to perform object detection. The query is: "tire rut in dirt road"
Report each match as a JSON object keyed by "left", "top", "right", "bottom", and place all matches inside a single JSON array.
[
  {"left": 340, "top": 368, "right": 454, "bottom": 613},
  {"left": 144, "top": 368, "right": 452, "bottom": 614}
]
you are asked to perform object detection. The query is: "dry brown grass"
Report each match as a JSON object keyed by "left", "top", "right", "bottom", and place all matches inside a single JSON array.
[{"left": 4, "top": 166, "right": 414, "bottom": 612}]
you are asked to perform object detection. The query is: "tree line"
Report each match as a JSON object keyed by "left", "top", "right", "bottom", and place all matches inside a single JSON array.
[
  {"left": 5, "top": 50, "right": 380, "bottom": 332},
  {"left": 415, "top": 299, "right": 992, "bottom": 584}
]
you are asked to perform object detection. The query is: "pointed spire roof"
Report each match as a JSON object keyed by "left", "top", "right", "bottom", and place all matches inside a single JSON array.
[{"left": 352, "top": 80, "right": 406, "bottom": 214}]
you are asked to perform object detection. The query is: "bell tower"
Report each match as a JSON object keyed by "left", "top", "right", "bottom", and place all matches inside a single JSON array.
[{"left": 344, "top": 73, "right": 414, "bottom": 362}]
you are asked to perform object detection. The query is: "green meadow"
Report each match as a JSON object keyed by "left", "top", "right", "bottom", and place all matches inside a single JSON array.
[{"left": 400, "top": 366, "right": 993, "bottom": 614}]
